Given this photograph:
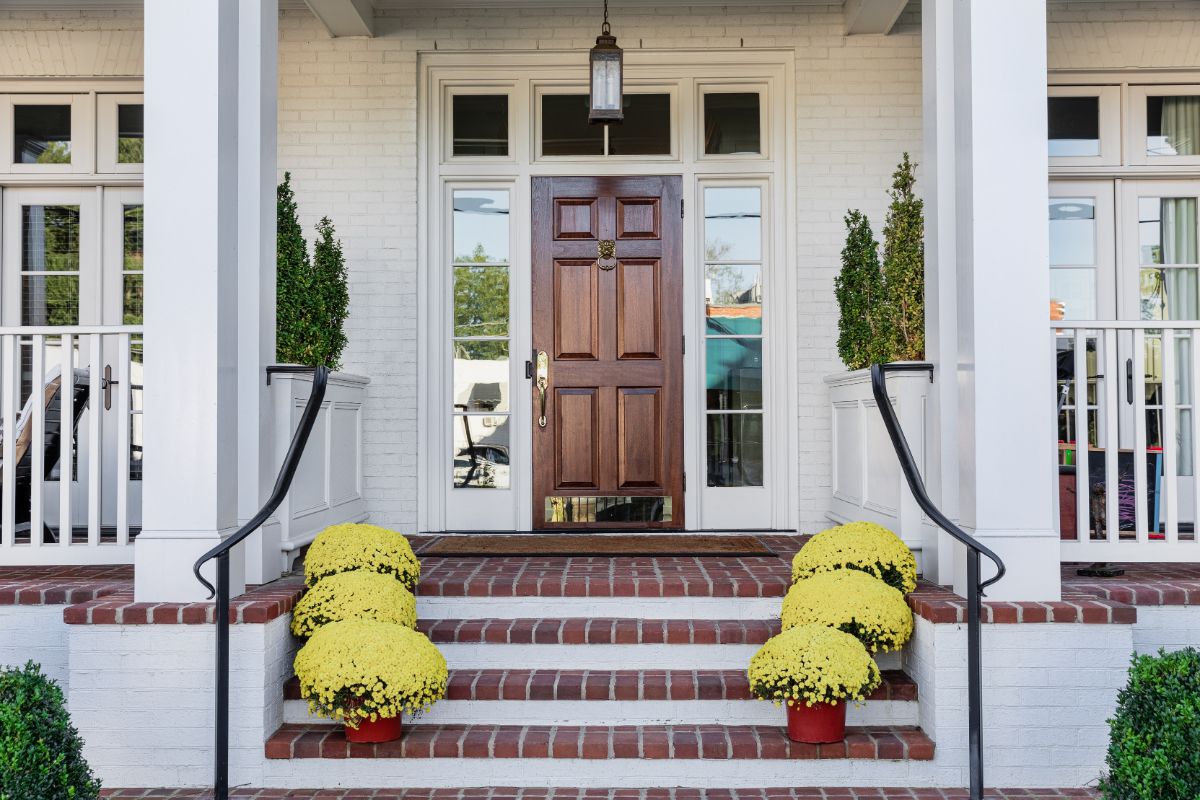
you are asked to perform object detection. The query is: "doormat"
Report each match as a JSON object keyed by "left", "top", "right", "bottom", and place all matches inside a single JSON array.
[{"left": 419, "top": 534, "right": 773, "bottom": 557}]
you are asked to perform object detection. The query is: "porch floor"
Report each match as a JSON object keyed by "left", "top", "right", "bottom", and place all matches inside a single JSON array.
[{"left": 98, "top": 789, "right": 1101, "bottom": 798}]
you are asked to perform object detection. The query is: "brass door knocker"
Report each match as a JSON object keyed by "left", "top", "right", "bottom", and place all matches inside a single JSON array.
[{"left": 596, "top": 239, "right": 617, "bottom": 270}]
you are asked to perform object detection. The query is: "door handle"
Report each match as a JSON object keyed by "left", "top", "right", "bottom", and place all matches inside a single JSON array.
[
  {"left": 536, "top": 350, "right": 549, "bottom": 428},
  {"left": 1126, "top": 358, "right": 1133, "bottom": 405},
  {"left": 102, "top": 364, "right": 118, "bottom": 411}
]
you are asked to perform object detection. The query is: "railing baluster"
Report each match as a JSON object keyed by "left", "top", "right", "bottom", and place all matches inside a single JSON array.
[
  {"left": 1073, "top": 330, "right": 1089, "bottom": 541},
  {"left": 1163, "top": 329, "right": 1178, "bottom": 543},
  {"left": 0, "top": 336, "right": 14, "bottom": 550},
  {"left": 1103, "top": 330, "right": 1119, "bottom": 543},
  {"left": 1133, "top": 329, "right": 1148, "bottom": 543},
  {"left": 116, "top": 333, "right": 131, "bottom": 547},
  {"left": 59, "top": 334, "right": 74, "bottom": 547},
  {"left": 30, "top": 335, "right": 45, "bottom": 548},
  {"left": 88, "top": 335, "right": 103, "bottom": 546}
]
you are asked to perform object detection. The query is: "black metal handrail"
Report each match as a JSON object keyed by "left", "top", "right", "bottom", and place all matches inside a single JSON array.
[
  {"left": 870, "top": 362, "right": 1006, "bottom": 800},
  {"left": 193, "top": 365, "right": 329, "bottom": 800}
]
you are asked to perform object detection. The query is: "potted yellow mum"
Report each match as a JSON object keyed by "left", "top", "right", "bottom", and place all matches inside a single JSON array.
[
  {"left": 791, "top": 521, "right": 918, "bottom": 594},
  {"left": 781, "top": 569, "right": 913, "bottom": 653},
  {"left": 748, "top": 623, "right": 880, "bottom": 743},
  {"left": 304, "top": 523, "right": 421, "bottom": 590},
  {"left": 294, "top": 619, "right": 447, "bottom": 743},
  {"left": 290, "top": 569, "right": 417, "bottom": 639}
]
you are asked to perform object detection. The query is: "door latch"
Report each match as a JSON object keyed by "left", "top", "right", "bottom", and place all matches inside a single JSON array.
[{"left": 102, "top": 364, "right": 118, "bottom": 411}]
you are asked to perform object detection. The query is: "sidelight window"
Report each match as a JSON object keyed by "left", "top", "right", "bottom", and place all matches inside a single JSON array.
[
  {"left": 703, "top": 185, "right": 764, "bottom": 487},
  {"left": 450, "top": 188, "right": 512, "bottom": 489}
]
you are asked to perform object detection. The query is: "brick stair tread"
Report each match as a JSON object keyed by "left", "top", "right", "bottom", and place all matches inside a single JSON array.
[
  {"left": 265, "top": 723, "right": 934, "bottom": 761},
  {"left": 283, "top": 669, "right": 916, "bottom": 703},
  {"left": 417, "top": 618, "right": 780, "bottom": 644}
]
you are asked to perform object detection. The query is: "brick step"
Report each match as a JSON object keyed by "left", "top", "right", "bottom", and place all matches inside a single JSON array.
[
  {"left": 281, "top": 670, "right": 919, "bottom": 727},
  {"left": 264, "top": 722, "right": 935, "bottom": 762}
]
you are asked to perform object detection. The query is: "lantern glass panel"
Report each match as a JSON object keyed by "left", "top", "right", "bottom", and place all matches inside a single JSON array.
[{"left": 591, "top": 55, "right": 621, "bottom": 112}]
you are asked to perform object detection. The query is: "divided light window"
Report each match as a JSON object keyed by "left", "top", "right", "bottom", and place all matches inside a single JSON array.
[
  {"left": 703, "top": 185, "right": 764, "bottom": 488},
  {"left": 451, "top": 188, "right": 511, "bottom": 489},
  {"left": 540, "top": 93, "right": 671, "bottom": 157}
]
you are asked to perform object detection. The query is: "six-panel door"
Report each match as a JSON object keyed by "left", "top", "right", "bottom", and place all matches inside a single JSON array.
[{"left": 531, "top": 176, "right": 684, "bottom": 528}]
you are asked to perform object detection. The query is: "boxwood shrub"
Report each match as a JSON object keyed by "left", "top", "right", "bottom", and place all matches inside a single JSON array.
[
  {"left": 1101, "top": 647, "right": 1200, "bottom": 799},
  {"left": 0, "top": 661, "right": 100, "bottom": 800}
]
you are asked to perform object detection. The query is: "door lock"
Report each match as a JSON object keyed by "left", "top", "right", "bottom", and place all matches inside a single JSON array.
[{"left": 535, "top": 351, "right": 549, "bottom": 428}]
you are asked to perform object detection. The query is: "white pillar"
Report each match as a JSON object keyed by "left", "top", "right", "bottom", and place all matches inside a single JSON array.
[
  {"left": 238, "top": 0, "right": 280, "bottom": 586},
  {"left": 921, "top": 0, "right": 960, "bottom": 588},
  {"left": 949, "top": 0, "right": 1061, "bottom": 600},
  {"left": 137, "top": 0, "right": 245, "bottom": 602}
]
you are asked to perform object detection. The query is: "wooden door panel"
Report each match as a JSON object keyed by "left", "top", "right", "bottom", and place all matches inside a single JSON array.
[
  {"left": 532, "top": 175, "right": 684, "bottom": 529},
  {"left": 617, "top": 388, "right": 662, "bottom": 489},
  {"left": 616, "top": 260, "right": 661, "bottom": 360},
  {"left": 554, "top": 260, "right": 599, "bottom": 360}
]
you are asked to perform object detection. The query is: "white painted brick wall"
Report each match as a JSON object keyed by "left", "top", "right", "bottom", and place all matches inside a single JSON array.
[
  {"left": 0, "top": 605, "right": 71, "bottom": 691},
  {"left": 1130, "top": 605, "right": 1200, "bottom": 654}
]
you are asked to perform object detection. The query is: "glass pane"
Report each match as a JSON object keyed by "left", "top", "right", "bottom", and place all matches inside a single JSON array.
[
  {"left": 607, "top": 94, "right": 672, "bottom": 156},
  {"left": 123, "top": 274, "right": 144, "bottom": 325},
  {"left": 130, "top": 412, "right": 144, "bottom": 481},
  {"left": 453, "top": 415, "right": 511, "bottom": 489},
  {"left": 541, "top": 94, "right": 604, "bottom": 156},
  {"left": 705, "top": 264, "right": 762, "bottom": 335},
  {"left": 22, "top": 275, "right": 79, "bottom": 326},
  {"left": 706, "top": 413, "right": 764, "bottom": 487},
  {"left": 1049, "top": 268, "right": 1097, "bottom": 321},
  {"left": 704, "top": 187, "right": 761, "bottom": 261},
  {"left": 124, "top": 204, "right": 144, "bottom": 270},
  {"left": 1049, "top": 198, "right": 1096, "bottom": 266},
  {"left": 1139, "top": 197, "right": 1198, "bottom": 265},
  {"left": 14, "top": 105, "right": 71, "bottom": 164},
  {"left": 452, "top": 95, "right": 508, "bottom": 157},
  {"left": 706, "top": 338, "right": 763, "bottom": 410},
  {"left": 1147, "top": 96, "right": 1200, "bottom": 157},
  {"left": 453, "top": 266, "right": 509, "bottom": 337},
  {"left": 1140, "top": 268, "right": 1198, "bottom": 321},
  {"left": 704, "top": 93, "right": 761, "bottom": 155},
  {"left": 547, "top": 496, "right": 672, "bottom": 523},
  {"left": 117, "top": 104, "right": 144, "bottom": 164},
  {"left": 23, "top": 206, "right": 80, "bottom": 272},
  {"left": 453, "top": 190, "right": 509, "bottom": 264},
  {"left": 453, "top": 340, "right": 509, "bottom": 413},
  {"left": 130, "top": 336, "right": 144, "bottom": 412},
  {"left": 1047, "top": 97, "right": 1100, "bottom": 157}
]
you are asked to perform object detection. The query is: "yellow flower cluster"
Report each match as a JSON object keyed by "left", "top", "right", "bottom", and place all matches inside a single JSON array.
[
  {"left": 294, "top": 619, "right": 448, "bottom": 727},
  {"left": 291, "top": 570, "right": 417, "bottom": 639},
  {"left": 791, "top": 521, "right": 918, "bottom": 594},
  {"left": 781, "top": 569, "right": 913, "bottom": 653},
  {"left": 304, "top": 523, "right": 421, "bottom": 590},
  {"left": 748, "top": 623, "right": 881, "bottom": 707}
]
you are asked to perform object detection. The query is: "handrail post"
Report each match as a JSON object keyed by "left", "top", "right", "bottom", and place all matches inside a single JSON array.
[
  {"left": 967, "top": 548, "right": 983, "bottom": 800},
  {"left": 215, "top": 551, "right": 230, "bottom": 800}
]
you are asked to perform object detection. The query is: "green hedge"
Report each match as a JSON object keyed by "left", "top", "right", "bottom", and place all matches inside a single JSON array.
[
  {"left": 0, "top": 662, "right": 100, "bottom": 800},
  {"left": 1102, "top": 647, "right": 1200, "bottom": 799}
]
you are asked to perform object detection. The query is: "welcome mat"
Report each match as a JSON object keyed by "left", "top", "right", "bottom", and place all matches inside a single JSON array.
[{"left": 419, "top": 534, "right": 773, "bottom": 557}]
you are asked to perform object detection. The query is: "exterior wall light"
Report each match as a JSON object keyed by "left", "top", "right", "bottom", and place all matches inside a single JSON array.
[{"left": 589, "top": 0, "right": 623, "bottom": 124}]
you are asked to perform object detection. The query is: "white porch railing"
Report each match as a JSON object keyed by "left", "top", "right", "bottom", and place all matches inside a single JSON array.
[
  {"left": 0, "top": 326, "right": 143, "bottom": 566},
  {"left": 1055, "top": 320, "right": 1200, "bottom": 561}
]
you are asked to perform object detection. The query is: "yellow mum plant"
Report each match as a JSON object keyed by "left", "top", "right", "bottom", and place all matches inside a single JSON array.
[
  {"left": 291, "top": 570, "right": 418, "bottom": 639},
  {"left": 781, "top": 569, "right": 913, "bottom": 653},
  {"left": 294, "top": 619, "right": 447, "bottom": 728},
  {"left": 748, "top": 623, "right": 880, "bottom": 707},
  {"left": 791, "top": 521, "right": 918, "bottom": 594},
  {"left": 304, "top": 523, "right": 421, "bottom": 590}
]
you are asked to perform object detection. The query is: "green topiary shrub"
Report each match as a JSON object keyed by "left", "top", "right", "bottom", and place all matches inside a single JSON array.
[
  {"left": 1101, "top": 647, "right": 1200, "bottom": 800},
  {"left": 835, "top": 210, "right": 890, "bottom": 370},
  {"left": 0, "top": 662, "right": 100, "bottom": 800}
]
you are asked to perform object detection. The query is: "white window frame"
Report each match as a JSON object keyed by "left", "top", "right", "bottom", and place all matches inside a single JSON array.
[
  {"left": 1128, "top": 84, "right": 1200, "bottom": 167},
  {"left": 0, "top": 94, "right": 95, "bottom": 176},
  {"left": 1047, "top": 85, "right": 1121, "bottom": 168},
  {"left": 696, "top": 82, "right": 770, "bottom": 162},
  {"left": 443, "top": 83, "right": 518, "bottom": 165},
  {"left": 418, "top": 50, "right": 796, "bottom": 533},
  {"left": 96, "top": 93, "right": 144, "bottom": 175}
]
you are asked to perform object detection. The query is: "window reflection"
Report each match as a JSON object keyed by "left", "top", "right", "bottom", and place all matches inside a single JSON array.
[
  {"left": 704, "top": 187, "right": 761, "bottom": 261},
  {"left": 704, "top": 93, "right": 761, "bottom": 155},
  {"left": 453, "top": 95, "right": 508, "bottom": 157},
  {"left": 706, "top": 338, "right": 762, "bottom": 410},
  {"left": 117, "top": 104, "right": 144, "bottom": 164},
  {"left": 1147, "top": 96, "right": 1200, "bottom": 157},
  {"left": 453, "top": 340, "right": 509, "bottom": 413},
  {"left": 453, "top": 415, "right": 510, "bottom": 489},
  {"left": 705, "top": 264, "right": 762, "bottom": 336},
  {"left": 542, "top": 94, "right": 604, "bottom": 156},
  {"left": 1048, "top": 97, "right": 1100, "bottom": 157},
  {"left": 453, "top": 190, "right": 509, "bottom": 264},
  {"left": 706, "top": 414, "right": 763, "bottom": 487},
  {"left": 14, "top": 105, "right": 71, "bottom": 164},
  {"left": 454, "top": 266, "right": 509, "bottom": 337},
  {"left": 21, "top": 206, "right": 80, "bottom": 326}
]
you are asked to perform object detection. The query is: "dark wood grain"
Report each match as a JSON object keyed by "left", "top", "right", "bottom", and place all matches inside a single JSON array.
[{"left": 532, "top": 176, "right": 685, "bottom": 529}]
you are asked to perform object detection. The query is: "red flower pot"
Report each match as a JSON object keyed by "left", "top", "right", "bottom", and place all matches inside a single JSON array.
[
  {"left": 786, "top": 701, "right": 846, "bottom": 744},
  {"left": 344, "top": 714, "right": 402, "bottom": 744}
]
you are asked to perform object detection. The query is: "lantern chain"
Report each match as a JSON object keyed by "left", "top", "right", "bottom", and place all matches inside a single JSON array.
[{"left": 602, "top": 0, "right": 611, "bottom": 35}]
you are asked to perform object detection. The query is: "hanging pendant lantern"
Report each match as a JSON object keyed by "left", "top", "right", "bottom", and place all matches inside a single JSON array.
[{"left": 588, "top": 0, "right": 623, "bottom": 124}]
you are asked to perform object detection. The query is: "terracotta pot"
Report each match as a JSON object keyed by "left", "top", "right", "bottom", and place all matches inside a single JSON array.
[
  {"left": 785, "top": 700, "right": 846, "bottom": 744},
  {"left": 344, "top": 713, "right": 402, "bottom": 744}
]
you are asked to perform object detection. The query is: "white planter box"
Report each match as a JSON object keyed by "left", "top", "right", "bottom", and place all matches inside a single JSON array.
[{"left": 825, "top": 366, "right": 933, "bottom": 573}]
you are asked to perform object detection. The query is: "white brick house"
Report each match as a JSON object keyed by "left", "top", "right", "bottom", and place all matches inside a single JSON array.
[{"left": 0, "top": 0, "right": 1199, "bottom": 796}]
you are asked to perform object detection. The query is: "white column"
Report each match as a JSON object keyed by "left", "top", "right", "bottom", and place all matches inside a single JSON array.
[
  {"left": 921, "top": 0, "right": 959, "bottom": 587},
  {"left": 136, "top": 0, "right": 245, "bottom": 602},
  {"left": 950, "top": 0, "right": 1061, "bottom": 600},
  {"left": 238, "top": 0, "right": 281, "bottom": 586}
]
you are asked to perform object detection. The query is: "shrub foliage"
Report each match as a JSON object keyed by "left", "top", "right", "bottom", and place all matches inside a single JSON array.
[
  {"left": 0, "top": 661, "right": 100, "bottom": 800},
  {"left": 1101, "top": 647, "right": 1200, "bottom": 800}
]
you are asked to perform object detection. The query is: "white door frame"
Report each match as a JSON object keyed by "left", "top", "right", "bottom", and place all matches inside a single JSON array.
[{"left": 417, "top": 50, "right": 798, "bottom": 533}]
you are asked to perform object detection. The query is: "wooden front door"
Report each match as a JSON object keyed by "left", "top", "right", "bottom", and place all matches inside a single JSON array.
[{"left": 532, "top": 176, "right": 684, "bottom": 529}]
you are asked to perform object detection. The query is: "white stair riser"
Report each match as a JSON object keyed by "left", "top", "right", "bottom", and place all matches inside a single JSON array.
[
  {"left": 428, "top": 643, "right": 903, "bottom": 671},
  {"left": 417, "top": 597, "right": 782, "bottom": 621},
  {"left": 282, "top": 698, "right": 919, "bottom": 727}
]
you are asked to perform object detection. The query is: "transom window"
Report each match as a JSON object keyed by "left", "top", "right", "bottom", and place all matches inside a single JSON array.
[{"left": 539, "top": 92, "right": 673, "bottom": 157}]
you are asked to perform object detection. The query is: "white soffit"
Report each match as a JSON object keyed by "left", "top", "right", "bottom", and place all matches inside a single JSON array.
[
  {"left": 843, "top": 0, "right": 910, "bottom": 36},
  {"left": 304, "top": 0, "right": 375, "bottom": 37}
]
